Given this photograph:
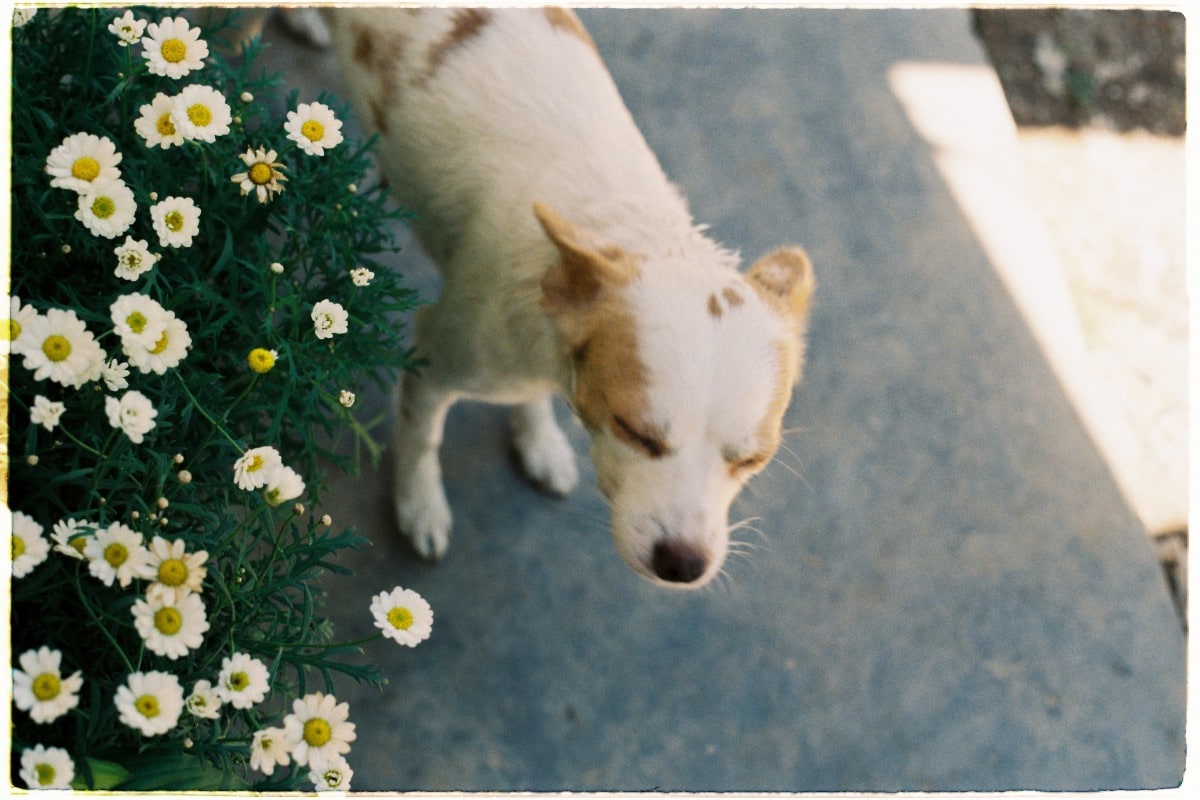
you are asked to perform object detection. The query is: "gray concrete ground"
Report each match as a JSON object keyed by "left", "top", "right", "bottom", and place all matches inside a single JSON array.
[{"left": 254, "top": 8, "right": 1186, "bottom": 792}]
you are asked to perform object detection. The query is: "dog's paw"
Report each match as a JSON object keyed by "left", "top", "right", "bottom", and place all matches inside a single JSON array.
[
  {"left": 395, "top": 490, "right": 452, "bottom": 562},
  {"left": 513, "top": 423, "right": 579, "bottom": 497},
  {"left": 394, "top": 455, "right": 452, "bottom": 561}
]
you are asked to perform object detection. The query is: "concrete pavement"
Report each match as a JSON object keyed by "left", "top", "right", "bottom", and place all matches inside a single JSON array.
[{"left": 253, "top": 7, "right": 1186, "bottom": 791}]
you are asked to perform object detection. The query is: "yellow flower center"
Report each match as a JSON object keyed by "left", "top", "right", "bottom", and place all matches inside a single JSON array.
[
  {"left": 91, "top": 195, "right": 116, "bottom": 219},
  {"left": 72, "top": 156, "right": 101, "bottom": 181},
  {"left": 387, "top": 606, "right": 415, "bottom": 630},
  {"left": 322, "top": 768, "right": 345, "bottom": 788},
  {"left": 160, "top": 38, "right": 187, "bottom": 63},
  {"left": 70, "top": 537, "right": 88, "bottom": 554},
  {"left": 300, "top": 119, "right": 325, "bottom": 142},
  {"left": 248, "top": 162, "right": 274, "bottom": 185},
  {"left": 12, "top": 534, "right": 26, "bottom": 559},
  {"left": 7, "top": 318, "right": 21, "bottom": 341},
  {"left": 156, "top": 113, "right": 176, "bottom": 137},
  {"left": 135, "top": 693, "right": 160, "bottom": 718},
  {"left": 150, "top": 332, "right": 170, "bottom": 355},
  {"left": 303, "top": 717, "right": 332, "bottom": 747},
  {"left": 126, "top": 311, "right": 148, "bottom": 333},
  {"left": 164, "top": 210, "right": 184, "bottom": 232},
  {"left": 247, "top": 348, "right": 275, "bottom": 373},
  {"left": 186, "top": 103, "right": 212, "bottom": 127},
  {"left": 35, "top": 763, "right": 57, "bottom": 787},
  {"left": 158, "top": 557, "right": 189, "bottom": 586},
  {"left": 246, "top": 455, "right": 264, "bottom": 472},
  {"left": 228, "top": 671, "right": 249, "bottom": 692},
  {"left": 32, "top": 672, "right": 62, "bottom": 701},
  {"left": 104, "top": 542, "right": 129, "bottom": 568},
  {"left": 42, "top": 334, "right": 72, "bottom": 362},
  {"left": 154, "top": 606, "right": 184, "bottom": 635}
]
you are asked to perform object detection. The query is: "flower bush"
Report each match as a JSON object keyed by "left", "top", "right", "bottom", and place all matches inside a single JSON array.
[{"left": 6, "top": 7, "right": 434, "bottom": 791}]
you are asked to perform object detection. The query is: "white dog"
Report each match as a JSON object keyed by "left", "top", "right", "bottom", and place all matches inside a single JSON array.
[{"left": 326, "top": 8, "right": 815, "bottom": 587}]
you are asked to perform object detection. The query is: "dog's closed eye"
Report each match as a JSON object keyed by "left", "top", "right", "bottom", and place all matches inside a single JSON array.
[
  {"left": 612, "top": 415, "right": 669, "bottom": 458},
  {"left": 723, "top": 447, "right": 770, "bottom": 477}
]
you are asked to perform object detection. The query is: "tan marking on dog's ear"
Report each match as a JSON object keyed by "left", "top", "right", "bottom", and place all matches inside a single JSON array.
[
  {"left": 544, "top": 6, "right": 599, "bottom": 53},
  {"left": 707, "top": 293, "right": 723, "bottom": 319},
  {"left": 536, "top": 202, "right": 640, "bottom": 337},
  {"left": 746, "top": 247, "right": 815, "bottom": 322},
  {"left": 570, "top": 302, "right": 652, "bottom": 443},
  {"left": 419, "top": 8, "right": 492, "bottom": 85}
]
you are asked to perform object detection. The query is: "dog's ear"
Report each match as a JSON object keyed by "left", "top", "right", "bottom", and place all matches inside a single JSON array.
[
  {"left": 746, "top": 247, "right": 815, "bottom": 324},
  {"left": 535, "top": 202, "right": 638, "bottom": 326}
]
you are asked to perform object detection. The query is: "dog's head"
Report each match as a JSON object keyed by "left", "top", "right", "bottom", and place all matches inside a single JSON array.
[{"left": 535, "top": 202, "right": 814, "bottom": 588}]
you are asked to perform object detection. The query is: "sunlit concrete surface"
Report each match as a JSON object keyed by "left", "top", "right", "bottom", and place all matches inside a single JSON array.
[{"left": 251, "top": 7, "right": 1185, "bottom": 791}]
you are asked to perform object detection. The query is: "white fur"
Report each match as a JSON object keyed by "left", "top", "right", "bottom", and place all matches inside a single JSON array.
[{"left": 327, "top": 8, "right": 812, "bottom": 586}]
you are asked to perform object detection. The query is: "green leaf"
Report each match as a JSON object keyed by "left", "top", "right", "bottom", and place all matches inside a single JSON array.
[
  {"left": 72, "top": 757, "right": 130, "bottom": 791},
  {"left": 115, "top": 751, "right": 252, "bottom": 791}
]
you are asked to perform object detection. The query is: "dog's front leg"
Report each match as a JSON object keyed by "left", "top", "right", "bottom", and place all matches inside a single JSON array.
[
  {"left": 511, "top": 396, "right": 579, "bottom": 496},
  {"left": 393, "top": 369, "right": 457, "bottom": 561}
]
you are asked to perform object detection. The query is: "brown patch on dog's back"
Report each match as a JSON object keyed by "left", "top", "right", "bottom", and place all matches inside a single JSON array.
[
  {"left": 544, "top": 6, "right": 598, "bottom": 53},
  {"left": 349, "top": 21, "right": 409, "bottom": 136},
  {"left": 419, "top": 8, "right": 493, "bottom": 86}
]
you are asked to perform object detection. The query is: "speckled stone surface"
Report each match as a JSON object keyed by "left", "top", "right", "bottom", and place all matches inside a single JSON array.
[{"left": 252, "top": 7, "right": 1185, "bottom": 792}]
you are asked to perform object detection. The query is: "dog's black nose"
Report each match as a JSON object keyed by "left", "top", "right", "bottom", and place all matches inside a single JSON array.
[{"left": 651, "top": 541, "right": 708, "bottom": 584}]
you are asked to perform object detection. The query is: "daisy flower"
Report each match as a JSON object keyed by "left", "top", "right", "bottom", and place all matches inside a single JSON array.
[
  {"left": 282, "top": 692, "right": 357, "bottom": 771},
  {"left": 13, "top": 7, "right": 37, "bottom": 27},
  {"left": 133, "top": 592, "right": 210, "bottom": 660},
  {"left": 18, "top": 307, "right": 106, "bottom": 388},
  {"left": 45, "top": 132, "right": 122, "bottom": 193},
  {"left": 51, "top": 517, "right": 93, "bottom": 559},
  {"left": 311, "top": 299, "right": 349, "bottom": 339},
  {"left": 370, "top": 586, "right": 434, "bottom": 647},
  {"left": 75, "top": 178, "right": 137, "bottom": 239},
  {"left": 105, "top": 389, "right": 158, "bottom": 443},
  {"left": 247, "top": 347, "right": 277, "bottom": 373},
  {"left": 232, "top": 146, "right": 287, "bottom": 203},
  {"left": 110, "top": 293, "right": 169, "bottom": 349},
  {"left": 150, "top": 196, "right": 201, "bottom": 248},
  {"left": 84, "top": 521, "right": 152, "bottom": 588},
  {"left": 115, "top": 670, "right": 185, "bottom": 736},
  {"left": 338, "top": 390, "right": 355, "bottom": 408},
  {"left": 103, "top": 358, "right": 132, "bottom": 391},
  {"left": 109, "top": 10, "right": 147, "bottom": 47},
  {"left": 142, "top": 16, "right": 209, "bottom": 79},
  {"left": 12, "top": 646, "right": 83, "bottom": 724},
  {"left": 114, "top": 236, "right": 159, "bottom": 280},
  {"left": 19, "top": 744, "right": 75, "bottom": 790},
  {"left": 233, "top": 446, "right": 282, "bottom": 490},
  {"left": 5, "top": 295, "right": 39, "bottom": 353},
  {"left": 134, "top": 92, "right": 185, "bottom": 149},
  {"left": 11, "top": 511, "right": 50, "bottom": 579},
  {"left": 172, "top": 83, "right": 232, "bottom": 143},
  {"left": 311, "top": 755, "right": 354, "bottom": 791},
  {"left": 144, "top": 535, "right": 208, "bottom": 603},
  {"left": 251, "top": 727, "right": 292, "bottom": 774},
  {"left": 215, "top": 652, "right": 271, "bottom": 710},
  {"left": 285, "top": 101, "right": 344, "bottom": 156},
  {"left": 186, "top": 680, "right": 223, "bottom": 720},
  {"left": 29, "top": 395, "right": 66, "bottom": 432},
  {"left": 263, "top": 465, "right": 306, "bottom": 507},
  {"left": 124, "top": 311, "right": 191, "bottom": 374},
  {"left": 350, "top": 267, "right": 375, "bottom": 287}
]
